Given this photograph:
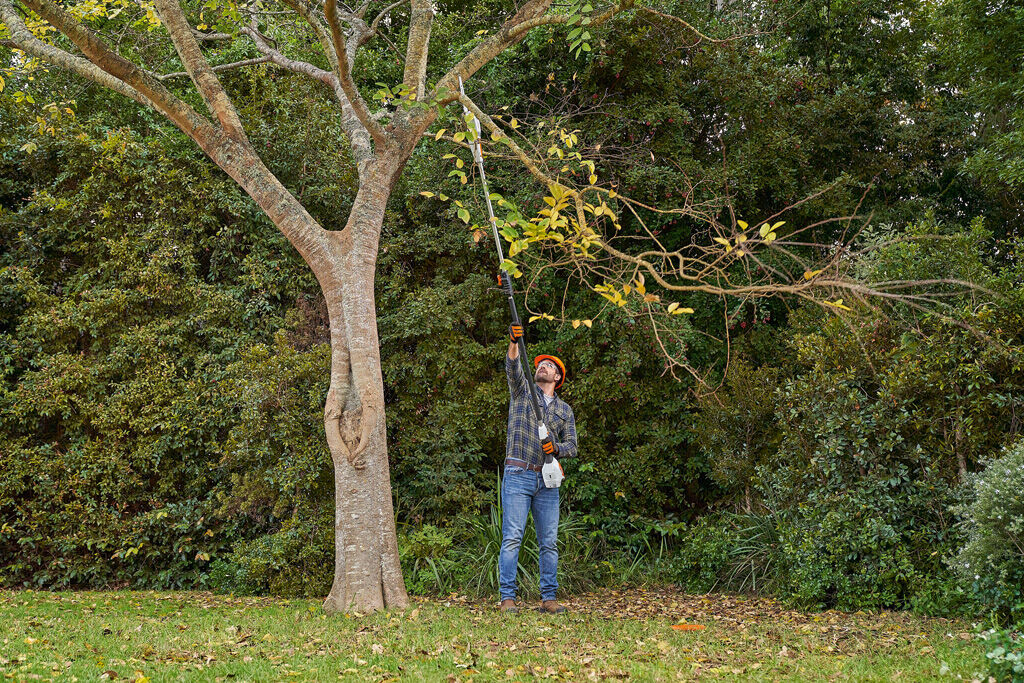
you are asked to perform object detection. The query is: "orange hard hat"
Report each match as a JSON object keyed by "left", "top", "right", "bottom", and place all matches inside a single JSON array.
[{"left": 534, "top": 354, "right": 566, "bottom": 390}]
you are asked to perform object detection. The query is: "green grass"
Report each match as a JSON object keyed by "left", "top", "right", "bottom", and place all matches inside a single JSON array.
[{"left": 1, "top": 587, "right": 986, "bottom": 681}]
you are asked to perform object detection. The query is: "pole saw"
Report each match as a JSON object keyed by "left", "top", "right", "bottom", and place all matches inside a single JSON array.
[{"left": 458, "top": 77, "right": 564, "bottom": 489}]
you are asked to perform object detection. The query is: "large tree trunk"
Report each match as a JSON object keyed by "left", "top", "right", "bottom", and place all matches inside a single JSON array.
[
  {"left": 321, "top": 148, "right": 411, "bottom": 613},
  {"left": 197, "top": 133, "right": 410, "bottom": 613}
]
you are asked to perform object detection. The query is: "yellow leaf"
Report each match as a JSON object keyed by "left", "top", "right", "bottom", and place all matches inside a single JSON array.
[
  {"left": 737, "top": 220, "right": 748, "bottom": 230},
  {"left": 668, "top": 302, "right": 679, "bottom": 313},
  {"left": 529, "top": 315, "right": 542, "bottom": 322},
  {"left": 509, "top": 118, "right": 519, "bottom": 129},
  {"left": 589, "top": 174, "right": 597, "bottom": 184},
  {"left": 823, "top": 298, "right": 852, "bottom": 311},
  {"left": 455, "top": 158, "right": 464, "bottom": 169},
  {"left": 804, "top": 269, "right": 824, "bottom": 280},
  {"left": 614, "top": 491, "right": 625, "bottom": 498},
  {"left": 622, "top": 284, "right": 631, "bottom": 295},
  {"left": 572, "top": 320, "right": 581, "bottom": 329},
  {"left": 434, "top": 128, "right": 446, "bottom": 140},
  {"left": 713, "top": 237, "right": 733, "bottom": 253},
  {"left": 419, "top": 191, "right": 435, "bottom": 198},
  {"left": 583, "top": 319, "right": 592, "bottom": 328},
  {"left": 24, "top": 637, "right": 37, "bottom": 645},
  {"left": 672, "top": 307, "right": 694, "bottom": 315}
]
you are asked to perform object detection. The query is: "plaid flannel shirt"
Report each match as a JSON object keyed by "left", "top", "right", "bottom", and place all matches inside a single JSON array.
[{"left": 505, "top": 354, "right": 578, "bottom": 468}]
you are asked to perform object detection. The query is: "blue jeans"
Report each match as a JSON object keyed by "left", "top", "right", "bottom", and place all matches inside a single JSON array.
[{"left": 499, "top": 465, "right": 560, "bottom": 602}]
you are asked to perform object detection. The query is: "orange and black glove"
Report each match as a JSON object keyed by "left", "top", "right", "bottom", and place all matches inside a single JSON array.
[
  {"left": 497, "top": 272, "right": 514, "bottom": 296},
  {"left": 508, "top": 323, "right": 524, "bottom": 343},
  {"left": 541, "top": 436, "right": 558, "bottom": 458}
]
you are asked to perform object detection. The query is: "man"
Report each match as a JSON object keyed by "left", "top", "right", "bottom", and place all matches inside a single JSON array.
[{"left": 500, "top": 324, "right": 578, "bottom": 614}]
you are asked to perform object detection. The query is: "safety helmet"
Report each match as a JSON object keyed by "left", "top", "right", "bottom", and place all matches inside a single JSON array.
[{"left": 534, "top": 354, "right": 566, "bottom": 390}]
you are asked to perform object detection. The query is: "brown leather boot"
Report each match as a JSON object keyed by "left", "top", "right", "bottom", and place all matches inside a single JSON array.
[
  {"left": 500, "top": 599, "right": 519, "bottom": 613},
  {"left": 539, "top": 600, "right": 567, "bottom": 614}
]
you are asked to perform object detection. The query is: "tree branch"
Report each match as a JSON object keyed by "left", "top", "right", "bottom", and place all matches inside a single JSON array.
[
  {"left": 431, "top": 0, "right": 555, "bottom": 103},
  {"left": 432, "top": 0, "right": 632, "bottom": 104},
  {"left": 370, "top": 0, "right": 408, "bottom": 35},
  {"left": 191, "top": 28, "right": 233, "bottom": 41},
  {"left": 456, "top": 91, "right": 554, "bottom": 186},
  {"left": 240, "top": 22, "right": 375, "bottom": 167},
  {"left": 402, "top": 0, "right": 433, "bottom": 101},
  {"left": 324, "top": 0, "right": 387, "bottom": 146},
  {"left": 17, "top": 0, "right": 217, "bottom": 140},
  {"left": 154, "top": 56, "right": 271, "bottom": 82},
  {"left": 0, "top": 0, "right": 154, "bottom": 110},
  {"left": 153, "top": 0, "right": 249, "bottom": 142}
]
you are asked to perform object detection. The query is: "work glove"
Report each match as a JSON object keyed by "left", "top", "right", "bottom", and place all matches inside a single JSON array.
[
  {"left": 497, "top": 272, "right": 514, "bottom": 296},
  {"left": 541, "top": 435, "right": 558, "bottom": 459},
  {"left": 509, "top": 323, "right": 524, "bottom": 343}
]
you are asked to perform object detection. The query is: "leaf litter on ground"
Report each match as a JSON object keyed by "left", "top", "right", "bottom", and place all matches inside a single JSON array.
[{"left": 0, "top": 586, "right": 987, "bottom": 681}]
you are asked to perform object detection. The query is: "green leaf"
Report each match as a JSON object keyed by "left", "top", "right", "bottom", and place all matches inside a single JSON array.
[{"left": 457, "top": 208, "right": 470, "bottom": 223}]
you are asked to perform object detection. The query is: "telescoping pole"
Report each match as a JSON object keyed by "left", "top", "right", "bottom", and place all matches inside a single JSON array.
[{"left": 458, "top": 77, "right": 555, "bottom": 464}]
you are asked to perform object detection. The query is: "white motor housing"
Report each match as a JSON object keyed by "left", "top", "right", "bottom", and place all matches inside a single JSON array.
[{"left": 542, "top": 458, "right": 565, "bottom": 488}]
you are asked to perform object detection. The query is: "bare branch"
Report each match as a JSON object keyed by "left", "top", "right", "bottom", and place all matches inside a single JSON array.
[
  {"left": 154, "top": 56, "right": 271, "bottom": 82},
  {"left": 191, "top": 28, "right": 232, "bottom": 41},
  {"left": 241, "top": 24, "right": 335, "bottom": 84},
  {"left": 369, "top": 0, "right": 408, "bottom": 34}
]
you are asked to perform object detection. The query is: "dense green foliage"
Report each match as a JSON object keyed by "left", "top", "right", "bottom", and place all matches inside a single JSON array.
[
  {"left": 956, "top": 440, "right": 1024, "bottom": 625},
  {"left": 2, "top": 0, "right": 1022, "bottom": 626}
]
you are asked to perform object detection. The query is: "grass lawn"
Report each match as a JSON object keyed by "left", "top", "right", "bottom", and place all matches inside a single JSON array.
[{"left": 0, "top": 586, "right": 986, "bottom": 681}]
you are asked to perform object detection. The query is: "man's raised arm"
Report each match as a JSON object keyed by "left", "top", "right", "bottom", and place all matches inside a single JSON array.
[{"left": 506, "top": 328, "right": 526, "bottom": 399}]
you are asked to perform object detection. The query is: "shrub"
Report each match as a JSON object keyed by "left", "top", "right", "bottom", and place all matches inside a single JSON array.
[
  {"left": 978, "top": 626, "right": 1024, "bottom": 683},
  {"left": 215, "top": 512, "right": 334, "bottom": 597},
  {"left": 955, "top": 440, "right": 1024, "bottom": 624},
  {"left": 398, "top": 524, "right": 458, "bottom": 595},
  {"left": 660, "top": 515, "right": 741, "bottom": 593}
]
